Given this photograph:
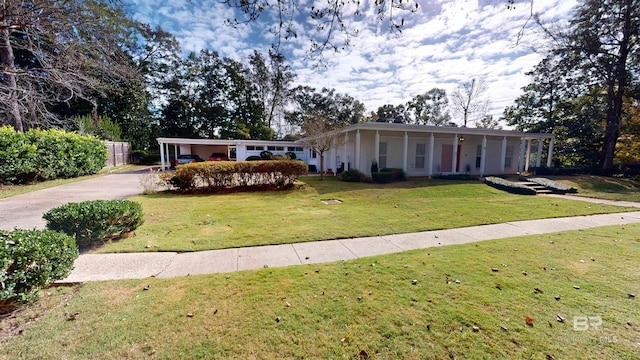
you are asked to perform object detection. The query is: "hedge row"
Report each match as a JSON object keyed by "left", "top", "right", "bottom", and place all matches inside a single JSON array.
[
  {"left": 1, "top": 229, "right": 78, "bottom": 314},
  {"left": 521, "top": 177, "right": 578, "bottom": 193},
  {"left": 164, "top": 160, "right": 308, "bottom": 192},
  {"left": 0, "top": 126, "right": 107, "bottom": 184},
  {"left": 44, "top": 200, "right": 145, "bottom": 248},
  {"left": 484, "top": 176, "right": 537, "bottom": 195}
]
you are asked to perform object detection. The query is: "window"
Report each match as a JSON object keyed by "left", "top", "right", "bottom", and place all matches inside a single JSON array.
[
  {"left": 415, "top": 143, "right": 425, "bottom": 169},
  {"left": 505, "top": 146, "right": 513, "bottom": 168},
  {"left": 247, "top": 146, "right": 255, "bottom": 151},
  {"left": 379, "top": 142, "right": 387, "bottom": 169},
  {"left": 476, "top": 145, "right": 482, "bottom": 168},
  {"left": 310, "top": 149, "right": 317, "bottom": 159},
  {"left": 295, "top": 147, "right": 303, "bottom": 152},
  {"left": 269, "top": 146, "right": 284, "bottom": 151}
]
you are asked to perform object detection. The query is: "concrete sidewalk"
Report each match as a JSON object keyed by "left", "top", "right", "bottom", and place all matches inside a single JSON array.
[{"left": 61, "top": 210, "right": 640, "bottom": 283}]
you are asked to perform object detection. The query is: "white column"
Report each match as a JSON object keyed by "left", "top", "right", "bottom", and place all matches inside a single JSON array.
[
  {"left": 500, "top": 137, "right": 507, "bottom": 174},
  {"left": 546, "top": 138, "right": 555, "bottom": 167},
  {"left": 428, "top": 133, "right": 435, "bottom": 177},
  {"left": 536, "top": 139, "right": 543, "bottom": 167},
  {"left": 374, "top": 131, "right": 380, "bottom": 165},
  {"left": 518, "top": 139, "right": 526, "bottom": 173},
  {"left": 452, "top": 134, "right": 459, "bottom": 173},
  {"left": 332, "top": 138, "right": 337, "bottom": 175},
  {"left": 160, "top": 141, "right": 166, "bottom": 170},
  {"left": 525, "top": 139, "right": 532, "bottom": 171},
  {"left": 355, "top": 129, "right": 361, "bottom": 172},
  {"left": 343, "top": 133, "right": 348, "bottom": 171},
  {"left": 480, "top": 136, "right": 487, "bottom": 177},
  {"left": 403, "top": 132, "right": 409, "bottom": 172}
]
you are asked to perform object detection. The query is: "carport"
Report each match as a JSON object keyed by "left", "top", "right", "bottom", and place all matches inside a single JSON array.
[{"left": 157, "top": 137, "right": 314, "bottom": 170}]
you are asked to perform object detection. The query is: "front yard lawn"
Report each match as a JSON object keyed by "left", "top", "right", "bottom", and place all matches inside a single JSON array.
[
  {"left": 2, "top": 224, "right": 638, "bottom": 359},
  {"left": 92, "top": 176, "right": 637, "bottom": 253}
]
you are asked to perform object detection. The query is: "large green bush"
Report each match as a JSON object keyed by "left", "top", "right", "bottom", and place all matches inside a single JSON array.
[
  {"left": 165, "top": 160, "right": 308, "bottom": 192},
  {"left": 0, "top": 126, "right": 38, "bottom": 183},
  {"left": 340, "top": 169, "right": 365, "bottom": 182},
  {"left": 0, "top": 126, "right": 107, "bottom": 184},
  {"left": 0, "top": 229, "right": 78, "bottom": 314},
  {"left": 43, "top": 200, "right": 145, "bottom": 248}
]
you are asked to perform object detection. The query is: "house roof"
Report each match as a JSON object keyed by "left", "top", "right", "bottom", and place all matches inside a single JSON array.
[
  {"left": 338, "top": 122, "right": 554, "bottom": 140},
  {"left": 156, "top": 138, "right": 304, "bottom": 146}
]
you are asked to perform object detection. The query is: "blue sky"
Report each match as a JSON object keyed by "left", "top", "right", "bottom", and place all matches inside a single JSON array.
[{"left": 126, "top": 0, "right": 577, "bottom": 126}]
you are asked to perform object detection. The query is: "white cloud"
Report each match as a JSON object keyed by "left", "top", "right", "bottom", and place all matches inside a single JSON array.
[{"left": 127, "top": 0, "right": 578, "bottom": 124}]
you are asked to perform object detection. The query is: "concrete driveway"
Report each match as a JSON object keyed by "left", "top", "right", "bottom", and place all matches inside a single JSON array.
[{"left": 0, "top": 169, "right": 148, "bottom": 231}]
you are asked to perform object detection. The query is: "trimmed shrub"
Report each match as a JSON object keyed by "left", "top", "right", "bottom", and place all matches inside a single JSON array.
[
  {"left": 285, "top": 151, "right": 296, "bottom": 160},
  {"left": 521, "top": 177, "right": 578, "bottom": 193},
  {"left": 484, "top": 177, "right": 536, "bottom": 195},
  {"left": 371, "top": 161, "right": 379, "bottom": 173},
  {"left": 0, "top": 126, "right": 38, "bottom": 184},
  {"left": 340, "top": 169, "right": 365, "bottom": 182},
  {"left": 43, "top": 200, "right": 145, "bottom": 248},
  {"left": 167, "top": 160, "right": 308, "bottom": 192},
  {"left": 0, "top": 126, "right": 107, "bottom": 184},
  {"left": 0, "top": 229, "right": 78, "bottom": 313},
  {"left": 371, "top": 171, "right": 393, "bottom": 184},
  {"left": 260, "top": 150, "right": 273, "bottom": 160},
  {"left": 380, "top": 168, "right": 407, "bottom": 181},
  {"left": 246, "top": 155, "right": 262, "bottom": 161}
]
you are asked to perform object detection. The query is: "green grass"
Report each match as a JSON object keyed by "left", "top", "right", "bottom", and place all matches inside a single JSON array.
[
  {"left": 0, "top": 164, "right": 149, "bottom": 199},
  {"left": 2, "top": 224, "right": 639, "bottom": 359},
  {"left": 551, "top": 175, "right": 640, "bottom": 202},
  {"left": 95, "top": 176, "right": 637, "bottom": 253}
]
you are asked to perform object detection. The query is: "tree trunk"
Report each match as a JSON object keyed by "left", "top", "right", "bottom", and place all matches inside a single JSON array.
[
  {"left": 600, "top": 0, "right": 632, "bottom": 172},
  {"left": 0, "top": 28, "right": 23, "bottom": 132}
]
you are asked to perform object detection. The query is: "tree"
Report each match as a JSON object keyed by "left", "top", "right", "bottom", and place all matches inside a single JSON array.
[
  {"left": 450, "top": 78, "right": 490, "bottom": 127},
  {"left": 508, "top": 0, "right": 640, "bottom": 171},
  {"left": 406, "top": 88, "right": 451, "bottom": 125},
  {"left": 476, "top": 115, "right": 501, "bottom": 129},
  {"left": 559, "top": 0, "right": 640, "bottom": 172},
  {"left": 0, "top": 0, "right": 139, "bottom": 131},
  {"left": 286, "top": 86, "right": 364, "bottom": 178},
  {"left": 248, "top": 51, "right": 295, "bottom": 130},
  {"left": 376, "top": 104, "right": 406, "bottom": 123}
]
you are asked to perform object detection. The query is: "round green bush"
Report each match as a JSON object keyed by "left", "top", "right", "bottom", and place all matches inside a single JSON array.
[
  {"left": 43, "top": 200, "right": 145, "bottom": 248},
  {"left": 285, "top": 151, "right": 296, "bottom": 160},
  {"left": 340, "top": 169, "right": 365, "bottom": 182},
  {"left": 0, "top": 229, "right": 78, "bottom": 313},
  {"left": 246, "top": 155, "right": 262, "bottom": 161},
  {"left": 260, "top": 150, "right": 273, "bottom": 160}
]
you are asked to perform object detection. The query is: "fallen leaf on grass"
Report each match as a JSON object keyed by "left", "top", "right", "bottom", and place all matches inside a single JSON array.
[
  {"left": 525, "top": 317, "right": 534, "bottom": 326},
  {"left": 187, "top": 312, "right": 195, "bottom": 317},
  {"left": 67, "top": 313, "right": 80, "bottom": 321},
  {"left": 556, "top": 314, "right": 566, "bottom": 323}
]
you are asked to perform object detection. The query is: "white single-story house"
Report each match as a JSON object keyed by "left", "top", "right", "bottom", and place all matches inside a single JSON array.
[{"left": 157, "top": 122, "right": 555, "bottom": 177}]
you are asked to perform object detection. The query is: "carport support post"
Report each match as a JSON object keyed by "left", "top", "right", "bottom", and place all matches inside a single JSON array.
[
  {"left": 546, "top": 138, "right": 555, "bottom": 167},
  {"left": 500, "top": 136, "right": 507, "bottom": 174},
  {"left": 160, "top": 142, "right": 166, "bottom": 170},
  {"left": 452, "top": 134, "right": 459, "bottom": 174},
  {"left": 536, "top": 139, "right": 543, "bottom": 167},
  {"left": 343, "top": 133, "right": 348, "bottom": 171},
  {"left": 480, "top": 136, "right": 487, "bottom": 177},
  {"left": 525, "top": 139, "right": 531, "bottom": 172},
  {"left": 374, "top": 131, "right": 380, "bottom": 167},
  {"left": 427, "top": 133, "right": 434, "bottom": 177},
  {"left": 518, "top": 139, "right": 526, "bottom": 173},
  {"left": 403, "top": 132, "right": 408, "bottom": 172},
  {"left": 355, "top": 129, "right": 361, "bottom": 172}
]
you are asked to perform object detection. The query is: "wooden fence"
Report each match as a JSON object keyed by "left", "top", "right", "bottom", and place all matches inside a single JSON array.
[{"left": 104, "top": 141, "right": 131, "bottom": 167}]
